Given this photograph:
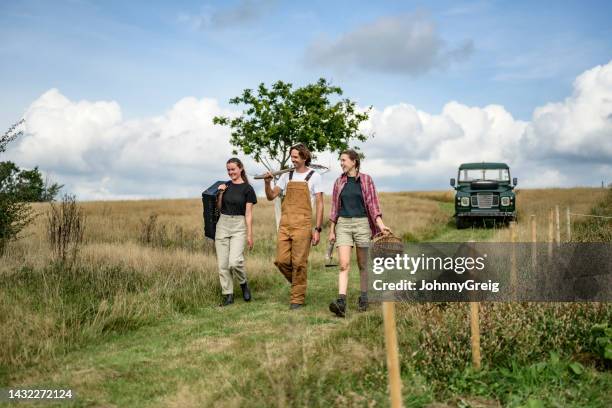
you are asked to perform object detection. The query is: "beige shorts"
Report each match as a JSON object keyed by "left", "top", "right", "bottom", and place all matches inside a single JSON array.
[{"left": 335, "top": 217, "right": 371, "bottom": 248}]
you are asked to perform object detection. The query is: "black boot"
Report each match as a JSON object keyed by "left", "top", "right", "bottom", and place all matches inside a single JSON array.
[
  {"left": 220, "top": 294, "right": 234, "bottom": 306},
  {"left": 357, "top": 295, "right": 369, "bottom": 312},
  {"left": 329, "top": 297, "right": 346, "bottom": 317},
  {"left": 240, "top": 282, "right": 252, "bottom": 302}
]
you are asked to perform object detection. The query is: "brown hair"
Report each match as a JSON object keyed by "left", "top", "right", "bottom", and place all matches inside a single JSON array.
[
  {"left": 226, "top": 157, "right": 249, "bottom": 184},
  {"left": 289, "top": 143, "right": 312, "bottom": 166},
  {"left": 341, "top": 149, "right": 360, "bottom": 172}
]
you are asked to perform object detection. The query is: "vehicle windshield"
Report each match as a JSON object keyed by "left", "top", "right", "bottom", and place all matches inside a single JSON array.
[{"left": 459, "top": 168, "right": 510, "bottom": 182}]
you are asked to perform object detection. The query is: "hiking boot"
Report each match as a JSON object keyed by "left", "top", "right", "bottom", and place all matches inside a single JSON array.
[
  {"left": 329, "top": 298, "right": 346, "bottom": 317},
  {"left": 240, "top": 282, "right": 252, "bottom": 302},
  {"left": 357, "top": 295, "right": 369, "bottom": 312},
  {"left": 220, "top": 294, "right": 234, "bottom": 307},
  {"left": 289, "top": 303, "right": 303, "bottom": 310}
]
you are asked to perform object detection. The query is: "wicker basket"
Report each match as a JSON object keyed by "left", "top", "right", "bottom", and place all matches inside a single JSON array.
[
  {"left": 371, "top": 232, "right": 407, "bottom": 301},
  {"left": 370, "top": 232, "right": 404, "bottom": 259}
]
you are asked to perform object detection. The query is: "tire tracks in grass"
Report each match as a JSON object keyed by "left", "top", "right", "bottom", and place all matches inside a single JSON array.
[{"left": 424, "top": 202, "right": 499, "bottom": 243}]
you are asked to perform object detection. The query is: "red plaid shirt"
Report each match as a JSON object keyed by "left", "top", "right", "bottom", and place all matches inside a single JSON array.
[{"left": 329, "top": 172, "right": 382, "bottom": 237}]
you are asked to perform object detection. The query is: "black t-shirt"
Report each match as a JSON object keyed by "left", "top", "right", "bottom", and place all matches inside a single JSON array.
[
  {"left": 220, "top": 182, "right": 257, "bottom": 216},
  {"left": 339, "top": 176, "right": 367, "bottom": 217}
]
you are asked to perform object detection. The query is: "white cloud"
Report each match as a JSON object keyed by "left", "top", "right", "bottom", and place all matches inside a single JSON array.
[
  {"left": 356, "top": 101, "right": 528, "bottom": 189},
  {"left": 355, "top": 61, "right": 612, "bottom": 190},
  {"left": 305, "top": 13, "right": 473, "bottom": 76},
  {"left": 7, "top": 89, "right": 240, "bottom": 200},
  {"left": 519, "top": 169, "right": 564, "bottom": 188},
  {"left": 179, "top": 0, "right": 275, "bottom": 30},
  {"left": 18, "top": 89, "right": 122, "bottom": 172},
  {"left": 522, "top": 61, "right": 612, "bottom": 163},
  {"left": 4, "top": 61, "right": 612, "bottom": 200}
]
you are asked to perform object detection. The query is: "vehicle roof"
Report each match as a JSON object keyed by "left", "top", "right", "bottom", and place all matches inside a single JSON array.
[{"left": 459, "top": 162, "right": 509, "bottom": 170}]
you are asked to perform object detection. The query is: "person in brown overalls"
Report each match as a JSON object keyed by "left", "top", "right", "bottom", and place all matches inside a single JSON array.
[{"left": 264, "top": 144, "right": 324, "bottom": 309}]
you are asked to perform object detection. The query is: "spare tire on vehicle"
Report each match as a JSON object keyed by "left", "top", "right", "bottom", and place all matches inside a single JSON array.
[{"left": 470, "top": 180, "right": 499, "bottom": 190}]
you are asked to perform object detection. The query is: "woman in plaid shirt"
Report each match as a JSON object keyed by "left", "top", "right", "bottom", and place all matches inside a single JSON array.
[{"left": 328, "top": 149, "right": 390, "bottom": 317}]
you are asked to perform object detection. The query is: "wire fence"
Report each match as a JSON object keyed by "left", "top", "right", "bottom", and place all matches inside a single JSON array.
[{"left": 569, "top": 213, "right": 612, "bottom": 220}]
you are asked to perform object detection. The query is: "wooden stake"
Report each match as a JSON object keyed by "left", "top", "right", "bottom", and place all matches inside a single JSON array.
[
  {"left": 548, "top": 208, "right": 554, "bottom": 260},
  {"left": 466, "top": 240, "right": 482, "bottom": 370},
  {"left": 510, "top": 221, "right": 517, "bottom": 299},
  {"left": 470, "top": 302, "right": 481, "bottom": 370},
  {"left": 531, "top": 214, "right": 537, "bottom": 271},
  {"left": 566, "top": 206, "right": 571, "bottom": 242},
  {"left": 555, "top": 205, "right": 560, "bottom": 247},
  {"left": 382, "top": 302, "right": 403, "bottom": 408}
]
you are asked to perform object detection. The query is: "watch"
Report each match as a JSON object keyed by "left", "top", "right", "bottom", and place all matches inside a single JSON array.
[{"left": 314, "top": 226, "right": 322, "bottom": 232}]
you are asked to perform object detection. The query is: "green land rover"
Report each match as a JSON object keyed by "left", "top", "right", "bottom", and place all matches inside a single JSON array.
[{"left": 451, "top": 162, "right": 517, "bottom": 229}]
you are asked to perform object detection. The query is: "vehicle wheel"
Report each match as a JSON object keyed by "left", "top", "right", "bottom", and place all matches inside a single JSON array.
[
  {"left": 501, "top": 218, "right": 510, "bottom": 228},
  {"left": 456, "top": 217, "right": 469, "bottom": 229}
]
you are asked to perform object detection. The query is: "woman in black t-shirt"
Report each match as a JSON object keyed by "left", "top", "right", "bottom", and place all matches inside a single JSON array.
[{"left": 215, "top": 158, "right": 257, "bottom": 306}]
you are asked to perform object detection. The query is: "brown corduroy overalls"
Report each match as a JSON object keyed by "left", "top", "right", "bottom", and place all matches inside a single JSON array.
[{"left": 274, "top": 170, "right": 314, "bottom": 304}]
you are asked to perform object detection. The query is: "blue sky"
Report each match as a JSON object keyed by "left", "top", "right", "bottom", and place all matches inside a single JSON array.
[
  {"left": 1, "top": 0, "right": 611, "bottom": 198},
  {"left": 3, "top": 0, "right": 611, "bottom": 126}
]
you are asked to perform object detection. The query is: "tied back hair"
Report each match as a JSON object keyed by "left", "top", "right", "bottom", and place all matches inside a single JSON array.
[
  {"left": 341, "top": 149, "right": 360, "bottom": 173},
  {"left": 227, "top": 157, "right": 249, "bottom": 184}
]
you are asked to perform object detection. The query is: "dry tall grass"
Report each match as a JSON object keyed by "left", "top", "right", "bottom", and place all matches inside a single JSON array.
[
  {"left": 1, "top": 188, "right": 608, "bottom": 381},
  {"left": 0, "top": 191, "right": 449, "bottom": 376},
  {"left": 495, "top": 187, "right": 607, "bottom": 242},
  {"left": 1, "top": 192, "right": 452, "bottom": 275}
]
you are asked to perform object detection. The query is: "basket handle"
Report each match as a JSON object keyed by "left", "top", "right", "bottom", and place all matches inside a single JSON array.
[{"left": 372, "top": 230, "right": 395, "bottom": 241}]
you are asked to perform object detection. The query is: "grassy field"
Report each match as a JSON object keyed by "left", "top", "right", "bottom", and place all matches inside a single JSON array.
[{"left": 1, "top": 188, "right": 611, "bottom": 407}]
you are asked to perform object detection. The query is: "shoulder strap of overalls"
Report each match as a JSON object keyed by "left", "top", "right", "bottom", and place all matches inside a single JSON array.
[{"left": 304, "top": 170, "right": 315, "bottom": 181}]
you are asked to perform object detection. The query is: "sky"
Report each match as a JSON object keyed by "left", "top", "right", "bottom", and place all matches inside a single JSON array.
[{"left": 1, "top": 0, "right": 611, "bottom": 199}]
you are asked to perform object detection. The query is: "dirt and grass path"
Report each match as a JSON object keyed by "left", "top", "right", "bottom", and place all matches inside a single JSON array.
[
  {"left": 10, "top": 260, "right": 384, "bottom": 407},
  {"left": 5, "top": 191, "right": 611, "bottom": 407}
]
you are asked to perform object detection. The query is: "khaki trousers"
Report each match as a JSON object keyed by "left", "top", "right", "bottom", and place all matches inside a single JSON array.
[{"left": 215, "top": 214, "right": 247, "bottom": 294}]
